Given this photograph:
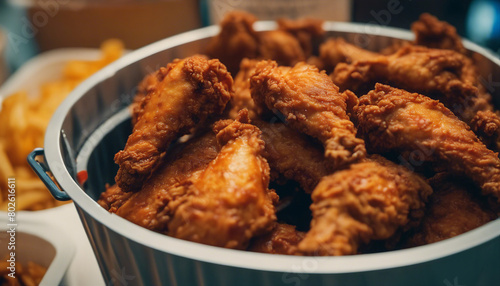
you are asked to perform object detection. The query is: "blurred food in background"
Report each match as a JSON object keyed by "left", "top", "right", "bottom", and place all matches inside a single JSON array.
[
  {"left": 0, "top": 257, "right": 46, "bottom": 285},
  {"left": 0, "top": 39, "right": 123, "bottom": 211}
]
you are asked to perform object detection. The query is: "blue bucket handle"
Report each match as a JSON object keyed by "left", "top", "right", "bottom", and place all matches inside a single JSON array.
[{"left": 27, "top": 148, "right": 71, "bottom": 201}]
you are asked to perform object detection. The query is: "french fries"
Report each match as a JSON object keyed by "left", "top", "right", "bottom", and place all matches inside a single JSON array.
[
  {"left": 0, "top": 39, "right": 124, "bottom": 211},
  {"left": 0, "top": 258, "right": 47, "bottom": 285}
]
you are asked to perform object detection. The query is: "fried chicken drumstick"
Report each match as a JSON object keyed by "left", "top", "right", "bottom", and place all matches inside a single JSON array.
[
  {"left": 297, "top": 155, "right": 432, "bottom": 256},
  {"left": 356, "top": 84, "right": 500, "bottom": 201},
  {"left": 114, "top": 55, "right": 232, "bottom": 192},
  {"left": 250, "top": 60, "right": 366, "bottom": 169},
  {"left": 167, "top": 112, "right": 278, "bottom": 249}
]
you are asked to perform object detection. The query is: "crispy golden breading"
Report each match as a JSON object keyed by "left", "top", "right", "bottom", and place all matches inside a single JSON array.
[
  {"left": 97, "top": 184, "right": 134, "bottom": 213},
  {"left": 114, "top": 55, "right": 232, "bottom": 192},
  {"left": 356, "top": 84, "right": 500, "bottom": 201},
  {"left": 167, "top": 113, "right": 277, "bottom": 249},
  {"left": 319, "top": 38, "right": 380, "bottom": 72},
  {"left": 131, "top": 70, "right": 162, "bottom": 126},
  {"left": 470, "top": 110, "right": 500, "bottom": 151},
  {"left": 277, "top": 17, "right": 325, "bottom": 58},
  {"left": 409, "top": 13, "right": 500, "bottom": 149},
  {"left": 411, "top": 13, "right": 497, "bottom": 123},
  {"left": 405, "top": 173, "right": 496, "bottom": 247},
  {"left": 412, "top": 13, "right": 467, "bottom": 55},
  {"left": 206, "top": 11, "right": 260, "bottom": 74},
  {"left": 333, "top": 45, "right": 481, "bottom": 121},
  {"left": 206, "top": 12, "right": 323, "bottom": 73},
  {"left": 254, "top": 119, "right": 332, "bottom": 193},
  {"left": 297, "top": 155, "right": 432, "bottom": 256},
  {"left": 228, "top": 58, "right": 262, "bottom": 119},
  {"left": 258, "top": 30, "right": 306, "bottom": 67},
  {"left": 248, "top": 223, "right": 305, "bottom": 255},
  {"left": 250, "top": 60, "right": 366, "bottom": 169},
  {"left": 111, "top": 132, "right": 219, "bottom": 232}
]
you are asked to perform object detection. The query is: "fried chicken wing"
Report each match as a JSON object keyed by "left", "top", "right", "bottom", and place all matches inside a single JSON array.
[
  {"left": 207, "top": 13, "right": 323, "bottom": 72},
  {"left": 167, "top": 112, "right": 277, "bottom": 249},
  {"left": 411, "top": 13, "right": 467, "bottom": 55},
  {"left": 411, "top": 13, "right": 497, "bottom": 123},
  {"left": 319, "top": 38, "right": 380, "bottom": 73},
  {"left": 297, "top": 155, "right": 432, "bottom": 256},
  {"left": 405, "top": 173, "right": 497, "bottom": 247},
  {"left": 113, "top": 132, "right": 219, "bottom": 232},
  {"left": 333, "top": 45, "right": 482, "bottom": 117},
  {"left": 248, "top": 223, "right": 305, "bottom": 255},
  {"left": 277, "top": 18, "right": 325, "bottom": 58},
  {"left": 206, "top": 11, "right": 260, "bottom": 73},
  {"left": 258, "top": 30, "right": 306, "bottom": 67},
  {"left": 254, "top": 119, "right": 332, "bottom": 193},
  {"left": 250, "top": 60, "right": 366, "bottom": 169},
  {"left": 228, "top": 58, "right": 261, "bottom": 119},
  {"left": 412, "top": 13, "right": 499, "bottom": 144},
  {"left": 356, "top": 84, "right": 500, "bottom": 201},
  {"left": 411, "top": 13, "right": 500, "bottom": 148},
  {"left": 114, "top": 56, "right": 232, "bottom": 192}
]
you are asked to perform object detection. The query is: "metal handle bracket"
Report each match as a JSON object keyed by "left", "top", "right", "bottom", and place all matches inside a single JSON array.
[{"left": 27, "top": 148, "right": 71, "bottom": 201}]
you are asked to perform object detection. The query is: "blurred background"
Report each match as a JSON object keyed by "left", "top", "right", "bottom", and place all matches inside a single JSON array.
[{"left": 0, "top": 0, "right": 498, "bottom": 81}]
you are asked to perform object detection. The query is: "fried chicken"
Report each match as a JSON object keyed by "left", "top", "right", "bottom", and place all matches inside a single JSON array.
[
  {"left": 206, "top": 11, "right": 260, "bottom": 74},
  {"left": 113, "top": 132, "right": 219, "bottom": 232},
  {"left": 167, "top": 112, "right": 278, "bottom": 249},
  {"left": 356, "top": 84, "right": 500, "bottom": 201},
  {"left": 277, "top": 18, "right": 325, "bottom": 58},
  {"left": 250, "top": 60, "right": 366, "bottom": 169},
  {"left": 114, "top": 56, "right": 232, "bottom": 192},
  {"left": 405, "top": 173, "right": 497, "bottom": 247},
  {"left": 207, "top": 12, "right": 323, "bottom": 72},
  {"left": 257, "top": 18, "right": 325, "bottom": 67},
  {"left": 130, "top": 69, "right": 163, "bottom": 126},
  {"left": 319, "top": 38, "right": 380, "bottom": 73},
  {"left": 97, "top": 184, "right": 134, "bottom": 213},
  {"left": 254, "top": 119, "right": 332, "bottom": 193},
  {"left": 248, "top": 223, "right": 305, "bottom": 255},
  {"left": 470, "top": 110, "right": 500, "bottom": 151},
  {"left": 228, "top": 58, "right": 261, "bottom": 119},
  {"left": 411, "top": 13, "right": 467, "bottom": 55},
  {"left": 258, "top": 30, "right": 306, "bottom": 67},
  {"left": 333, "top": 46, "right": 482, "bottom": 121},
  {"left": 297, "top": 155, "right": 432, "bottom": 256},
  {"left": 410, "top": 13, "right": 500, "bottom": 149}
]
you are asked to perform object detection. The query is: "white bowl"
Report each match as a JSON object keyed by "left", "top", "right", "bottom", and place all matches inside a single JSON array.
[{"left": 0, "top": 208, "right": 74, "bottom": 285}]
